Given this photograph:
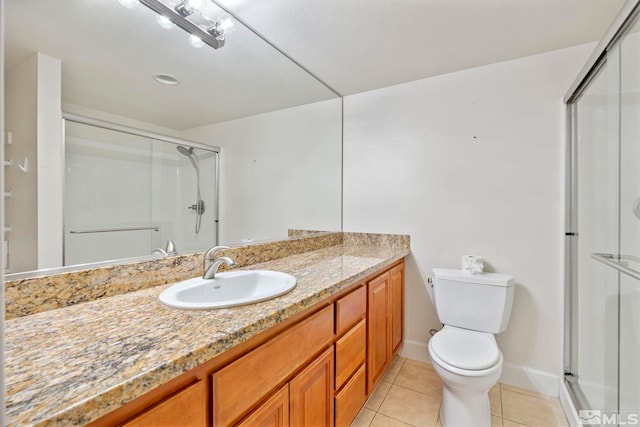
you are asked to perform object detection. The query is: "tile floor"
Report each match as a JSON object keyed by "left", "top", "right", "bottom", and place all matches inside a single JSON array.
[{"left": 352, "top": 357, "right": 569, "bottom": 427}]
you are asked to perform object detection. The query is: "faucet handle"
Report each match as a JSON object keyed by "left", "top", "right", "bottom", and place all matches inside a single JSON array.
[{"left": 165, "top": 239, "right": 177, "bottom": 255}]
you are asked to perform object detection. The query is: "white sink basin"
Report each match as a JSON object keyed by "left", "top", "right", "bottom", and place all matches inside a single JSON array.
[{"left": 158, "top": 270, "right": 297, "bottom": 310}]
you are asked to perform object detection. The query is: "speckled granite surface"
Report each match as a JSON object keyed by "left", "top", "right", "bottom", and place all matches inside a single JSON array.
[
  {"left": 5, "top": 232, "right": 343, "bottom": 319},
  {"left": 344, "top": 232, "right": 410, "bottom": 249},
  {"left": 5, "top": 239, "right": 409, "bottom": 426}
]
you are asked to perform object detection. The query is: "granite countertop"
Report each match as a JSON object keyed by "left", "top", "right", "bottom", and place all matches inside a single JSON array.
[{"left": 5, "top": 243, "right": 409, "bottom": 426}]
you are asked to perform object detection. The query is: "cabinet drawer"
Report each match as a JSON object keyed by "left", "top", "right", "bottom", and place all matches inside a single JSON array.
[
  {"left": 123, "top": 381, "right": 206, "bottom": 427},
  {"left": 335, "top": 285, "right": 366, "bottom": 336},
  {"left": 335, "top": 319, "right": 366, "bottom": 390},
  {"left": 335, "top": 364, "right": 367, "bottom": 427},
  {"left": 213, "top": 305, "right": 334, "bottom": 426}
]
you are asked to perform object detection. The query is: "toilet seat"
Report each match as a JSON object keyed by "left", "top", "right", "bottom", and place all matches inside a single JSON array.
[{"left": 430, "top": 326, "right": 501, "bottom": 371}]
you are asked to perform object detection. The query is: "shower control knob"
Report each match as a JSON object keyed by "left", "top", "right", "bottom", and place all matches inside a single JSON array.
[{"left": 188, "top": 200, "right": 206, "bottom": 214}]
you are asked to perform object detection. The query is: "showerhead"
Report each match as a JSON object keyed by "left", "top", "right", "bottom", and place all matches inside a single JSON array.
[
  {"left": 176, "top": 145, "right": 193, "bottom": 157},
  {"left": 176, "top": 145, "right": 198, "bottom": 170}
]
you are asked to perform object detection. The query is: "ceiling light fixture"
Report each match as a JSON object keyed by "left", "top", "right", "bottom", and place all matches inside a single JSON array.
[
  {"left": 153, "top": 73, "right": 180, "bottom": 85},
  {"left": 136, "top": 0, "right": 235, "bottom": 49},
  {"left": 174, "top": 0, "right": 204, "bottom": 17}
]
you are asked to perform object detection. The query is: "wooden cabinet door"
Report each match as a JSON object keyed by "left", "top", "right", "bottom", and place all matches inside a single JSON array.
[
  {"left": 236, "top": 385, "right": 289, "bottom": 427},
  {"left": 389, "top": 263, "right": 404, "bottom": 358},
  {"left": 123, "top": 381, "right": 206, "bottom": 427},
  {"left": 290, "top": 347, "right": 334, "bottom": 427},
  {"left": 367, "top": 272, "right": 390, "bottom": 392}
]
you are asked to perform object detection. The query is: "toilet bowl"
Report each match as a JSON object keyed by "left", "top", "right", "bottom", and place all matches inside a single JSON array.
[
  {"left": 429, "top": 325, "right": 503, "bottom": 427},
  {"left": 429, "top": 268, "right": 514, "bottom": 427}
]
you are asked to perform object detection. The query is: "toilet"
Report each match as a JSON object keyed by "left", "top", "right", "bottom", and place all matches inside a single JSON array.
[{"left": 428, "top": 268, "right": 515, "bottom": 427}]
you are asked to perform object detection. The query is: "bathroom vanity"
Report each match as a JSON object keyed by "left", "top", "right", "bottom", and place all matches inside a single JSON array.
[{"left": 4, "top": 233, "right": 408, "bottom": 426}]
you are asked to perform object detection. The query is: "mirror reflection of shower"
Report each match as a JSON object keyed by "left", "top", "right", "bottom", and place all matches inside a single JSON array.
[{"left": 177, "top": 145, "right": 205, "bottom": 234}]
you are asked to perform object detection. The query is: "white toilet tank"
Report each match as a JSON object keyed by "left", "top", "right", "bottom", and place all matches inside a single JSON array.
[{"left": 432, "top": 268, "right": 515, "bottom": 334}]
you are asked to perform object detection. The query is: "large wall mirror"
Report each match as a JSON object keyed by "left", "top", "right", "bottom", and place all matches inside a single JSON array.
[{"left": 3, "top": 0, "right": 343, "bottom": 277}]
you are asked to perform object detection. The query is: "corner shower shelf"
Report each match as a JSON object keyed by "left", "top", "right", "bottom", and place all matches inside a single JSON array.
[{"left": 591, "top": 253, "right": 640, "bottom": 281}]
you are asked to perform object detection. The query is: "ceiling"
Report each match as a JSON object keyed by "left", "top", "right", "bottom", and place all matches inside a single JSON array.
[
  {"left": 4, "top": 0, "right": 335, "bottom": 130},
  {"left": 4, "top": 0, "right": 627, "bottom": 129},
  {"left": 217, "top": 0, "right": 627, "bottom": 95}
]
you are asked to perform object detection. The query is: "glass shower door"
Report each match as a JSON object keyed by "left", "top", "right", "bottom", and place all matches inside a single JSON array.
[
  {"left": 567, "top": 16, "right": 640, "bottom": 423},
  {"left": 64, "top": 121, "right": 159, "bottom": 265},
  {"left": 153, "top": 140, "right": 218, "bottom": 255},
  {"left": 571, "top": 48, "right": 620, "bottom": 413},
  {"left": 64, "top": 118, "right": 219, "bottom": 267},
  {"left": 618, "top": 19, "right": 640, "bottom": 414}
]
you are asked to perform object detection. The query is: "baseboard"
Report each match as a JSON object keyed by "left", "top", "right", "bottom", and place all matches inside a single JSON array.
[
  {"left": 400, "top": 339, "right": 430, "bottom": 363},
  {"left": 500, "top": 362, "right": 559, "bottom": 397},
  {"left": 559, "top": 380, "right": 580, "bottom": 427},
  {"left": 401, "top": 340, "right": 560, "bottom": 397}
]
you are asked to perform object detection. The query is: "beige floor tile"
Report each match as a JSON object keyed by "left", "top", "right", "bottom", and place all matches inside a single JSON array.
[
  {"left": 492, "top": 416, "right": 503, "bottom": 427},
  {"left": 503, "top": 419, "right": 529, "bottom": 427},
  {"left": 436, "top": 417, "right": 443, "bottom": 427},
  {"left": 500, "top": 383, "right": 557, "bottom": 402},
  {"left": 369, "top": 413, "right": 414, "bottom": 427},
  {"left": 501, "top": 388, "right": 568, "bottom": 427},
  {"left": 490, "top": 384, "right": 502, "bottom": 417},
  {"left": 351, "top": 408, "right": 376, "bottom": 427},
  {"left": 378, "top": 385, "right": 440, "bottom": 427},
  {"left": 393, "top": 359, "right": 443, "bottom": 398},
  {"left": 365, "top": 381, "right": 393, "bottom": 411},
  {"left": 382, "top": 356, "right": 406, "bottom": 383}
]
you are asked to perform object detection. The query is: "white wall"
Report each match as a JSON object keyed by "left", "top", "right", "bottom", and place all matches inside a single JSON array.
[
  {"left": 36, "top": 53, "right": 63, "bottom": 269},
  {"left": 5, "top": 53, "right": 62, "bottom": 272},
  {"left": 5, "top": 54, "right": 38, "bottom": 272},
  {"left": 343, "top": 43, "right": 595, "bottom": 397},
  {"left": 182, "top": 98, "right": 342, "bottom": 246}
]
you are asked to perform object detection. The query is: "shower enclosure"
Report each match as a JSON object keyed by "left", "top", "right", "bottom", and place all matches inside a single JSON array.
[
  {"left": 63, "top": 115, "right": 219, "bottom": 266},
  {"left": 564, "top": 1, "right": 640, "bottom": 423}
]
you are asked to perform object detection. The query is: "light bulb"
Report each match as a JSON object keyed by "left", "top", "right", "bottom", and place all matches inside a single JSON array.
[
  {"left": 118, "top": 0, "right": 138, "bottom": 8},
  {"left": 189, "top": 35, "right": 205, "bottom": 48},
  {"left": 216, "top": 14, "right": 235, "bottom": 34},
  {"left": 156, "top": 15, "right": 173, "bottom": 29},
  {"left": 185, "top": 0, "right": 205, "bottom": 10}
]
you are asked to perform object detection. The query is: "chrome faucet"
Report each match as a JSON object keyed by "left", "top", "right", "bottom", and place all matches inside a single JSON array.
[
  {"left": 203, "top": 256, "right": 236, "bottom": 279},
  {"left": 203, "top": 245, "right": 236, "bottom": 279},
  {"left": 152, "top": 240, "right": 177, "bottom": 257}
]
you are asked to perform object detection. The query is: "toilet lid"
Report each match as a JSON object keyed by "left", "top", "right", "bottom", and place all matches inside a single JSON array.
[{"left": 430, "top": 327, "right": 500, "bottom": 370}]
